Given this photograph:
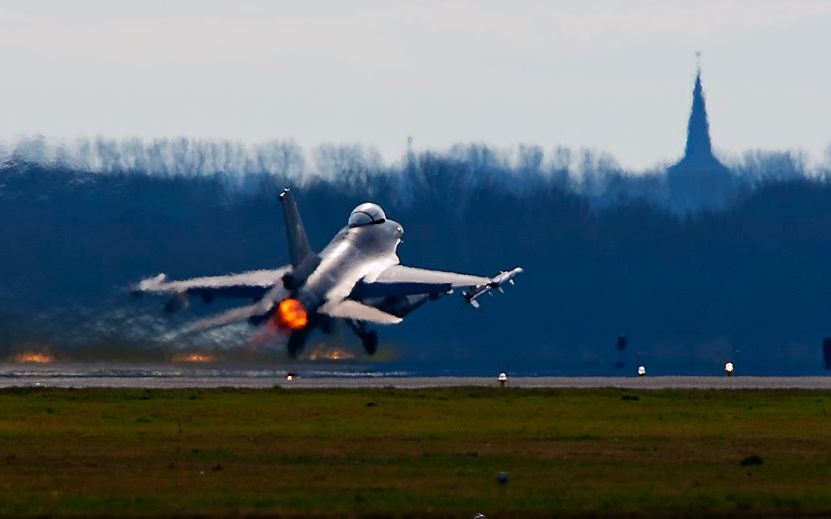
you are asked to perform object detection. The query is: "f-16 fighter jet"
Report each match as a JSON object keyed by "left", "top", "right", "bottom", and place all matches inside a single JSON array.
[{"left": 134, "top": 189, "right": 522, "bottom": 357}]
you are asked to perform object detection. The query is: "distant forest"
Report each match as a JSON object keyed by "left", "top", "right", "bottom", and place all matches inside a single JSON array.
[{"left": 1, "top": 138, "right": 831, "bottom": 374}]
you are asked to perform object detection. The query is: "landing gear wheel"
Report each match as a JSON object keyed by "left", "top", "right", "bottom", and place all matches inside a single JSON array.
[{"left": 362, "top": 330, "right": 378, "bottom": 356}]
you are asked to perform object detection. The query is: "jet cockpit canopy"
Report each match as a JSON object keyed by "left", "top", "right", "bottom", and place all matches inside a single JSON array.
[{"left": 348, "top": 203, "right": 386, "bottom": 227}]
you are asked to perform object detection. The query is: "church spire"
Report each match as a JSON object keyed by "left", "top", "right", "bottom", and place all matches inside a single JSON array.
[
  {"left": 667, "top": 55, "right": 732, "bottom": 213},
  {"left": 683, "top": 56, "right": 714, "bottom": 160}
]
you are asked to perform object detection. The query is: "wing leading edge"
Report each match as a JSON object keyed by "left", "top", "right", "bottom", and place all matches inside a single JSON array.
[{"left": 352, "top": 265, "right": 523, "bottom": 308}]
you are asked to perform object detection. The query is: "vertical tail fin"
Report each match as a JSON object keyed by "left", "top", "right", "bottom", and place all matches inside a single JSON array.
[{"left": 279, "top": 188, "right": 314, "bottom": 267}]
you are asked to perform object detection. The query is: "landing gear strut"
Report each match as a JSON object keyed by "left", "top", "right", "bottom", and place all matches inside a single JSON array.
[
  {"left": 347, "top": 320, "right": 379, "bottom": 355},
  {"left": 362, "top": 330, "right": 378, "bottom": 356},
  {"left": 286, "top": 327, "right": 311, "bottom": 358}
]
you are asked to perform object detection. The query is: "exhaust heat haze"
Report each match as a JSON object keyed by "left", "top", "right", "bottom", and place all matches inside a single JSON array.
[
  {"left": 307, "top": 345, "right": 356, "bottom": 361},
  {"left": 12, "top": 352, "right": 54, "bottom": 364},
  {"left": 171, "top": 352, "right": 215, "bottom": 363}
]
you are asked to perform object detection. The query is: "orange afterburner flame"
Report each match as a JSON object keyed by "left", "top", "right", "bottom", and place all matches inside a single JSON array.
[{"left": 275, "top": 298, "right": 308, "bottom": 330}]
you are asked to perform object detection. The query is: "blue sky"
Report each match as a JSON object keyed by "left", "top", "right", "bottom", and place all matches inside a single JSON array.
[{"left": 1, "top": 0, "right": 829, "bottom": 170}]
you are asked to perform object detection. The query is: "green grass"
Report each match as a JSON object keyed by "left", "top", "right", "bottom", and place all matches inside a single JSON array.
[{"left": 1, "top": 387, "right": 831, "bottom": 517}]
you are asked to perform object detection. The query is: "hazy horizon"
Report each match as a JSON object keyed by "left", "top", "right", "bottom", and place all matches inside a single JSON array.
[{"left": 2, "top": 0, "right": 830, "bottom": 170}]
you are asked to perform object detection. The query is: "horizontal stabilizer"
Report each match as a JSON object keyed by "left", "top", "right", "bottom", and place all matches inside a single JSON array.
[{"left": 319, "top": 300, "right": 403, "bottom": 325}]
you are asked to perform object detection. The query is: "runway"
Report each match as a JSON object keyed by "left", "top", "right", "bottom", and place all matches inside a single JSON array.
[
  {"left": 274, "top": 376, "right": 831, "bottom": 390},
  {"left": 1, "top": 365, "right": 830, "bottom": 389}
]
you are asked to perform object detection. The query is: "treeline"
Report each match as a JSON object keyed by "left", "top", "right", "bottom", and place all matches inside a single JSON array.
[
  {"left": 3, "top": 137, "right": 828, "bottom": 213},
  {"left": 1, "top": 143, "right": 831, "bottom": 373}
]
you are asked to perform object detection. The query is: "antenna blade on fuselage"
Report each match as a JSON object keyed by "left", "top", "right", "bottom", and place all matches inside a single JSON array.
[{"left": 279, "top": 188, "right": 314, "bottom": 267}]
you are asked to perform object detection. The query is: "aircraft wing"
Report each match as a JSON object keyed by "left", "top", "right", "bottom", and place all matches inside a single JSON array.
[
  {"left": 132, "top": 267, "right": 290, "bottom": 302},
  {"left": 353, "top": 265, "right": 523, "bottom": 308},
  {"left": 355, "top": 265, "right": 488, "bottom": 298}
]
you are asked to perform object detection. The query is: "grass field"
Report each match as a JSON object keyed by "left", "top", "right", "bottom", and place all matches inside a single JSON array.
[{"left": 1, "top": 386, "right": 831, "bottom": 517}]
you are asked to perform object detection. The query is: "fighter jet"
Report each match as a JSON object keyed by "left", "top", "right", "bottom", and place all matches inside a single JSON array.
[{"left": 133, "top": 189, "right": 522, "bottom": 357}]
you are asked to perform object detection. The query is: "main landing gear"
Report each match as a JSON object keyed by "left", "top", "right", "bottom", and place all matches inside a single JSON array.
[{"left": 346, "top": 320, "right": 379, "bottom": 355}]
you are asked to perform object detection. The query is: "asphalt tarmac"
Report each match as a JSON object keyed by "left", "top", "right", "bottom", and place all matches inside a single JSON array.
[{"left": 1, "top": 368, "right": 830, "bottom": 389}]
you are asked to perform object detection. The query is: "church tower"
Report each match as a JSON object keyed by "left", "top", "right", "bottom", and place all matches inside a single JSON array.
[
  {"left": 684, "top": 69, "right": 715, "bottom": 161},
  {"left": 667, "top": 58, "right": 732, "bottom": 211}
]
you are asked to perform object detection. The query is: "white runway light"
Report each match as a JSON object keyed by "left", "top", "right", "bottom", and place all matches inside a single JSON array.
[
  {"left": 497, "top": 372, "right": 508, "bottom": 387},
  {"left": 637, "top": 365, "right": 646, "bottom": 377},
  {"left": 724, "top": 362, "right": 734, "bottom": 376}
]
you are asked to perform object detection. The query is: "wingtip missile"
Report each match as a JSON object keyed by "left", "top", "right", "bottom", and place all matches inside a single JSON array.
[
  {"left": 488, "top": 267, "right": 523, "bottom": 289},
  {"left": 463, "top": 267, "right": 523, "bottom": 307}
]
